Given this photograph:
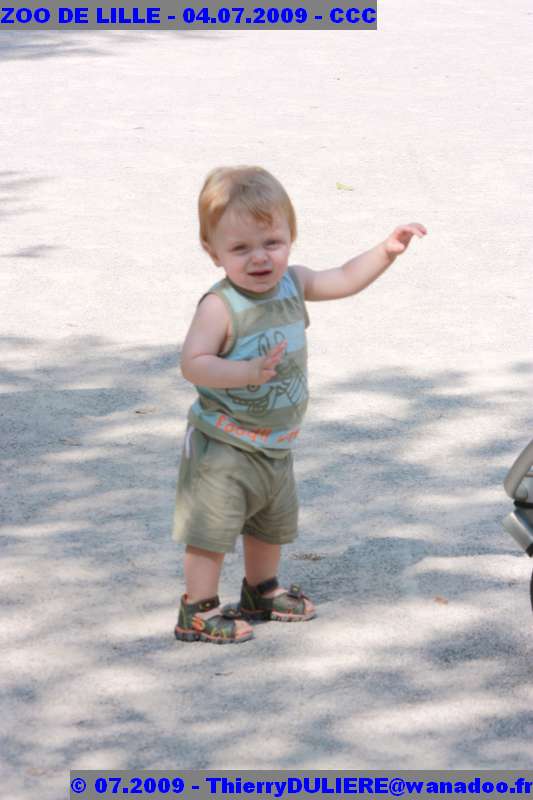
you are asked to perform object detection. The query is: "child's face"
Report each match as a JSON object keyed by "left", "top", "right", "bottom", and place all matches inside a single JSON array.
[{"left": 205, "top": 205, "right": 292, "bottom": 294}]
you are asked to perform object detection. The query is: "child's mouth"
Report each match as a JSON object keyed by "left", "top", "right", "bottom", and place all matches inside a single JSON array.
[{"left": 250, "top": 270, "right": 271, "bottom": 277}]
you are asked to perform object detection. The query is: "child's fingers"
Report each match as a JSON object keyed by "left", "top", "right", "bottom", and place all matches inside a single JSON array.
[
  {"left": 402, "top": 223, "right": 427, "bottom": 237},
  {"left": 270, "top": 341, "right": 287, "bottom": 353},
  {"left": 263, "top": 342, "right": 287, "bottom": 365},
  {"left": 264, "top": 353, "right": 284, "bottom": 369},
  {"left": 269, "top": 341, "right": 288, "bottom": 358},
  {"left": 255, "top": 342, "right": 287, "bottom": 382}
]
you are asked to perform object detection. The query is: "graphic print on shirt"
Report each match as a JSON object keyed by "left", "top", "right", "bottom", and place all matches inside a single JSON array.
[{"left": 225, "top": 330, "right": 307, "bottom": 418}]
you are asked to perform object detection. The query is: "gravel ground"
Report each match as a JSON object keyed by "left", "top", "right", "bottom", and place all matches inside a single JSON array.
[{"left": 1, "top": 3, "right": 533, "bottom": 797}]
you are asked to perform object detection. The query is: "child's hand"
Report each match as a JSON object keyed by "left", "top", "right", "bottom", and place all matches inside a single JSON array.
[
  {"left": 248, "top": 341, "right": 288, "bottom": 385},
  {"left": 383, "top": 222, "right": 427, "bottom": 258}
]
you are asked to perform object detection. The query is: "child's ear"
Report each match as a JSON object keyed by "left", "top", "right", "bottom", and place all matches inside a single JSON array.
[{"left": 202, "top": 238, "right": 222, "bottom": 267}]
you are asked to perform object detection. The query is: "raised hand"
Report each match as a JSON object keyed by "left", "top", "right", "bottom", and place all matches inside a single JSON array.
[{"left": 383, "top": 222, "right": 427, "bottom": 257}]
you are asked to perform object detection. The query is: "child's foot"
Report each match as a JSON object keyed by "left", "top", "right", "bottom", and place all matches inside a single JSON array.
[
  {"left": 240, "top": 577, "right": 316, "bottom": 622},
  {"left": 175, "top": 594, "right": 254, "bottom": 643}
]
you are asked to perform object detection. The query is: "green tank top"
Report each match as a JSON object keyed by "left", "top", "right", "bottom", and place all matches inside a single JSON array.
[{"left": 187, "top": 267, "right": 310, "bottom": 458}]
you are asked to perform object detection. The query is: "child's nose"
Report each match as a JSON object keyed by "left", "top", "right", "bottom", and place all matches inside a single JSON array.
[{"left": 251, "top": 248, "right": 268, "bottom": 264}]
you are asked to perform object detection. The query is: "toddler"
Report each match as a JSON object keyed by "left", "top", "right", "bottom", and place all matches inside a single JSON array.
[{"left": 172, "top": 165, "right": 426, "bottom": 643}]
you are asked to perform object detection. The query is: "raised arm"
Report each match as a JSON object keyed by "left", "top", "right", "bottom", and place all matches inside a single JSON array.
[
  {"left": 180, "top": 293, "right": 287, "bottom": 389},
  {"left": 292, "top": 223, "right": 427, "bottom": 301}
]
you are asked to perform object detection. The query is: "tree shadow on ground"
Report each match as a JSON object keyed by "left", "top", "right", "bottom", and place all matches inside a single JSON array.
[
  {"left": 1, "top": 335, "right": 532, "bottom": 797},
  {"left": 0, "top": 29, "right": 230, "bottom": 63},
  {"left": 0, "top": 171, "right": 56, "bottom": 230}
]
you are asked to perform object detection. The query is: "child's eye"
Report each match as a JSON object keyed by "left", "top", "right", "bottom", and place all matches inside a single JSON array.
[
  {"left": 266, "top": 240, "right": 280, "bottom": 247},
  {"left": 232, "top": 245, "right": 247, "bottom": 253}
]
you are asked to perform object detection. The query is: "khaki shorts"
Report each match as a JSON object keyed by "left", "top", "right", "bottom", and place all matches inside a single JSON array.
[{"left": 171, "top": 426, "right": 299, "bottom": 553}]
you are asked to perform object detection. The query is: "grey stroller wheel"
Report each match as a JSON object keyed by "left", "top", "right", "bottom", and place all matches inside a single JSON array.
[{"left": 502, "top": 440, "right": 533, "bottom": 615}]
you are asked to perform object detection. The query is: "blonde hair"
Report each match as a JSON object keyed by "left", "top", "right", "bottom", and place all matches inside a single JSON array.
[{"left": 198, "top": 166, "right": 297, "bottom": 249}]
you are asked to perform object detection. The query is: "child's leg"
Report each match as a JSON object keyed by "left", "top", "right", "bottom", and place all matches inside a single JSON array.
[
  {"left": 183, "top": 544, "right": 252, "bottom": 637},
  {"left": 243, "top": 536, "right": 315, "bottom": 615},
  {"left": 243, "top": 538, "right": 281, "bottom": 587},
  {"left": 184, "top": 544, "right": 224, "bottom": 602}
]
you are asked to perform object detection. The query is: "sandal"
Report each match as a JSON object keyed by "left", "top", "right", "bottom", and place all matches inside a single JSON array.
[
  {"left": 174, "top": 594, "right": 254, "bottom": 644},
  {"left": 239, "top": 577, "right": 316, "bottom": 622}
]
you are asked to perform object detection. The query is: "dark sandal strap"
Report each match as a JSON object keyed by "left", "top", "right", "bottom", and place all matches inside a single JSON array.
[
  {"left": 239, "top": 578, "right": 312, "bottom": 619},
  {"left": 219, "top": 603, "right": 244, "bottom": 619},
  {"left": 185, "top": 595, "right": 220, "bottom": 613},
  {"left": 254, "top": 576, "right": 279, "bottom": 595}
]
